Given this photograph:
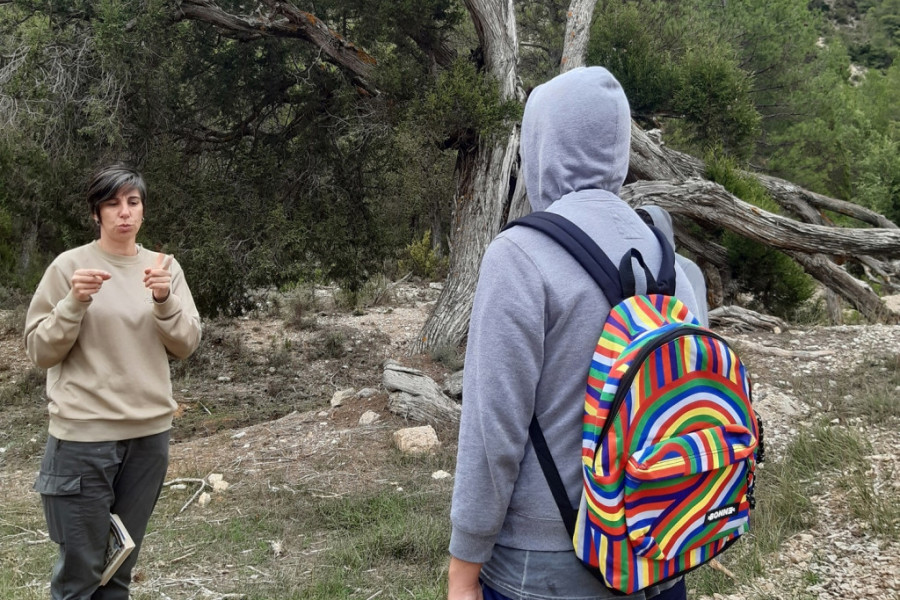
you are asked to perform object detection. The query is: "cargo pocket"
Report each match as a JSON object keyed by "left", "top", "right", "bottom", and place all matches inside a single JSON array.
[
  {"left": 622, "top": 424, "right": 756, "bottom": 560},
  {"left": 33, "top": 472, "right": 82, "bottom": 496},
  {"left": 34, "top": 472, "right": 82, "bottom": 543}
]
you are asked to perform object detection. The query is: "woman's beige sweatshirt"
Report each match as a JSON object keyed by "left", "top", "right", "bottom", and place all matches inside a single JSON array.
[{"left": 24, "top": 241, "right": 202, "bottom": 442}]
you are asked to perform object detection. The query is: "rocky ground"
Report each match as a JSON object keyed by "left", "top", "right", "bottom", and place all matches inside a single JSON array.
[
  {"left": 1, "top": 284, "right": 898, "bottom": 599},
  {"left": 725, "top": 324, "right": 900, "bottom": 600}
]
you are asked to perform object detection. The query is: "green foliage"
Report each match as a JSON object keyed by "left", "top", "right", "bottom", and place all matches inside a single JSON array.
[
  {"left": 430, "top": 344, "right": 464, "bottom": 371},
  {"left": 0, "top": 0, "right": 461, "bottom": 316},
  {"left": 587, "top": 1, "right": 760, "bottom": 158},
  {"left": 671, "top": 51, "right": 760, "bottom": 157},
  {"left": 707, "top": 153, "right": 816, "bottom": 317},
  {"left": 416, "top": 58, "right": 522, "bottom": 147},
  {"left": 829, "top": 0, "right": 900, "bottom": 69},
  {"left": 0, "top": 0, "right": 897, "bottom": 320},
  {"left": 516, "top": 0, "right": 568, "bottom": 89},
  {"left": 316, "top": 328, "right": 347, "bottom": 359},
  {"left": 768, "top": 43, "right": 899, "bottom": 224},
  {"left": 398, "top": 230, "right": 448, "bottom": 280},
  {"left": 706, "top": 152, "right": 782, "bottom": 213}
]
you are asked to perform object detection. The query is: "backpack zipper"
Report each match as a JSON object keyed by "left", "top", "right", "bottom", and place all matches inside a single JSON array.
[{"left": 592, "top": 325, "right": 735, "bottom": 471}]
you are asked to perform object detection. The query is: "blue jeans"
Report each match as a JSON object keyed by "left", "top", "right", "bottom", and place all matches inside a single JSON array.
[
  {"left": 34, "top": 431, "right": 170, "bottom": 600},
  {"left": 482, "top": 576, "right": 687, "bottom": 600}
]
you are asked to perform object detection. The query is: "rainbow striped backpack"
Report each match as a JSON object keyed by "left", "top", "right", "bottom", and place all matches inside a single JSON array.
[{"left": 509, "top": 212, "right": 761, "bottom": 594}]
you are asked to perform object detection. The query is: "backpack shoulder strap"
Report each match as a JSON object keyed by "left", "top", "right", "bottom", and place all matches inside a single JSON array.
[
  {"left": 502, "top": 212, "right": 624, "bottom": 304},
  {"left": 528, "top": 414, "right": 578, "bottom": 538},
  {"left": 503, "top": 212, "right": 621, "bottom": 539},
  {"left": 618, "top": 225, "right": 677, "bottom": 297}
]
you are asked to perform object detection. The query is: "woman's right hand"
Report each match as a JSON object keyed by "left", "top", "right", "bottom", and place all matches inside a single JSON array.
[{"left": 71, "top": 269, "right": 111, "bottom": 302}]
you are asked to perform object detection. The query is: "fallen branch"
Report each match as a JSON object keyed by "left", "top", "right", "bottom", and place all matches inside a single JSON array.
[
  {"left": 709, "top": 306, "right": 789, "bottom": 332},
  {"left": 740, "top": 344, "right": 835, "bottom": 360},
  {"left": 708, "top": 558, "right": 737, "bottom": 580},
  {"left": 164, "top": 476, "right": 208, "bottom": 513}
]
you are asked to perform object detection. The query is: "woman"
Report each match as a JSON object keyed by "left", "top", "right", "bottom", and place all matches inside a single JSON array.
[{"left": 24, "top": 164, "right": 202, "bottom": 599}]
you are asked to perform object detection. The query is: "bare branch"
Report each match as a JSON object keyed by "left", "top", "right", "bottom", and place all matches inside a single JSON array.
[
  {"left": 622, "top": 178, "right": 900, "bottom": 258},
  {"left": 175, "top": 0, "right": 379, "bottom": 95}
]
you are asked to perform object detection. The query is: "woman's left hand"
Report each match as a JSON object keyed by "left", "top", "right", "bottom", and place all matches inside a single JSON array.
[{"left": 144, "top": 253, "right": 173, "bottom": 302}]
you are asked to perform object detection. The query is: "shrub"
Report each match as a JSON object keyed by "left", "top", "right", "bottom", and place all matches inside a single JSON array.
[
  {"left": 398, "top": 230, "right": 448, "bottom": 280},
  {"left": 284, "top": 284, "right": 320, "bottom": 330}
]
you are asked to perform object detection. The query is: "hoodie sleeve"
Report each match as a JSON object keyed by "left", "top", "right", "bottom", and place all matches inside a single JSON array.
[
  {"left": 24, "top": 261, "right": 90, "bottom": 369},
  {"left": 151, "top": 257, "right": 202, "bottom": 359},
  {"left": 449, "top": 237, "right": 546, "bottom": 563}
]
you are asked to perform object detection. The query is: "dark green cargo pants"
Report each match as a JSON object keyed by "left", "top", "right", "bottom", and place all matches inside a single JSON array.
[{"left": 33, "top": 431, "right": 170, "bottom": 600}]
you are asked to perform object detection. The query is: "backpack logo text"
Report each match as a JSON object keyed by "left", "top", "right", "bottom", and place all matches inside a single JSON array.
[{"left": 705, "top": 503, "right": 739, "bottom": 524}]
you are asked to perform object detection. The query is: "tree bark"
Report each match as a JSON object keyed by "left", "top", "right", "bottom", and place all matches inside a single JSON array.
[
  {"left": 785, "top": 251, "right": 898, "bottom": 323},
  {"left": 505, "top": 0, "right": 596, "bottom": 224},
  {"left": 559, "top": 0, "right": 596, "bottom": 72},
  {"left": 410, "top": 0, "right": 523, "bottom": 354},
  {"left": 621, "top": 179, "right": 900, "bottom": 258},
  {"left": 756, "top": 173, "right": 898, "bottom": 229},
  {"left": 709, "top": 306, "right": 789, "bottom": 332},
  {"left": 620, "top": 179, "right": 900, "bottom": 322},
  {"left": 627, "top": 128, "right": 899, "bottom": 230}
]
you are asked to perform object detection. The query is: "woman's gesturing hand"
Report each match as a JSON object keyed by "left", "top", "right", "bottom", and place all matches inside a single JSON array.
[
  {"left": 71, "top": 269, "right": 112, "bottom": 302},
  {"left": 144, "top": 253, "right": 173, "bottom": 302}
]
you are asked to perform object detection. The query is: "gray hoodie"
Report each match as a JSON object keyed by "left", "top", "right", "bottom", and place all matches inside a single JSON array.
[
  {"left": 639, "top": 205, "right": 709, "bottom": 326},
  {"left": 449, "top": 67, "right": 700, "bottom": 598}
]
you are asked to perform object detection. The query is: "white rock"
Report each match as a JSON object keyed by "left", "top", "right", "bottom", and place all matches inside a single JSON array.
[
  {"left": 358, "top": 410, "right": 380, "bottom": 426},
  {"left": 431, "top": 470, "right": 452, "bottom": 480},
  {"left": 357, "top": 387, "right": 378, "bottom": 398},
  {"left": 392, "top": 425, "right": 441, "bottom": 455},
  {"left": 331, "top": 388, "right": 355, "bottom": 407},
  {"left": 197, "top": 492, "right": 212, "bottom": 507}
]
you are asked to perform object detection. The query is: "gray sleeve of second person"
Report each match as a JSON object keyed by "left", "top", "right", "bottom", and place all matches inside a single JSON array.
[
  {"left": 449, "top": 237, "right": 546, "bottom": 564},
  {"left": 676, "top": 256, "right": 709, "bottom": 327}
]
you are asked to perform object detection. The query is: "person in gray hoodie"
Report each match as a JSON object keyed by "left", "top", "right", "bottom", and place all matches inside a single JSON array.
[
  {"left": 636, "top": 205, "right": 709, "bottom": 326},
  {"left": 447, "top": 67, "right": 700, "bottom": 600}
]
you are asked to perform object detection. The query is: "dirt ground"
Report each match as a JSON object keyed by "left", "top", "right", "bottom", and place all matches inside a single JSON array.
[{"left": 2, "top": 284, "right": 899, "bottom": 599}]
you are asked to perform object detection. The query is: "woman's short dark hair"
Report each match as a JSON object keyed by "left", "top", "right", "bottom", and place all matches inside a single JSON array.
[{"left": 86, "top": 164, "right": 147, "bottom": 220}]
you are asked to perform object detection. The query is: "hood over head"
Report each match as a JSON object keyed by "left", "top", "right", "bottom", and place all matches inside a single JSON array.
[
  {"left": 637, "top": 205, "right": 676, "bottom": 249},
  {"left": 520, "top": 66, "right": 631, "bottom": 212}
]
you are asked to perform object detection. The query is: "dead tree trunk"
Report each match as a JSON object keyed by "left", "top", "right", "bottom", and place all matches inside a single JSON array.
[
  {"left": 410, "top": 0, "right": 523, "bottom": 354},
  {"left": 620, "top": 179, "right": 900, "bottom": 257},
  {"left": 559, "top": 0, "right": 596, "bottom": 72},
  {"left": 506, "top": 0, "right": 596, "bottom": 222}
]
